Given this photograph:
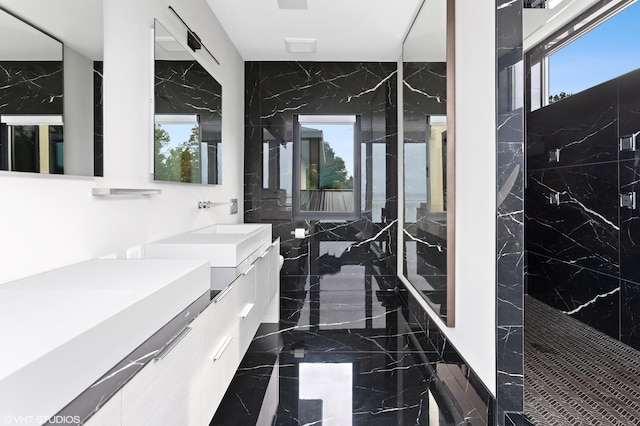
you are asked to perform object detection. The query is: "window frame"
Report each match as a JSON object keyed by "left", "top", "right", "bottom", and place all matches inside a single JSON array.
[
  {"left": 526, "top": 0, "right": 635, "bottom": 111},
  {"left": 292, "top": 114, "right": 362, "bottom": 220}
]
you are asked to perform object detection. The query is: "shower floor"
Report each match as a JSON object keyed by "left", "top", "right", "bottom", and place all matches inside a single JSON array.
[{"left": 525, "top": 296, "right": 640, "bottom": 425}]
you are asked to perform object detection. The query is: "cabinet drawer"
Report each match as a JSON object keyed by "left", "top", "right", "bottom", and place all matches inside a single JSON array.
[
  {"left": 203, "top": 284, "right": 239, "bottom": 370},
  {"left": 121, "top": 323, "right": 203, "bottom": 426},
  {"left": 235, "top": 265, "right": 260, "bottom": 355},
  {"left": 201, "top": 330, "right": 238, "bottom": 425}
]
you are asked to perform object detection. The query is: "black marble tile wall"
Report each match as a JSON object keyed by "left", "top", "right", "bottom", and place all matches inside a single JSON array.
[
  {"left": 526, "top": 67, "right": 640, "bottom": 351},
  {"left": 0, "top": 61, "right": 63, "bottom": 115},
  {"left": 94, "top": 61, "right": 103, "bottom": 177},
  {"left": 527, "top": 80, "right": 617, "bottom": 170},
  {"left": 402, "top": 289, "right": 494, "bottom": 425},
  {"left": 527, "top": 164, "right": 619, "bottom": 275},
  {"left": 0, "top": 61, "right": 63, "bottom": 171},
  {"left": 527, "top": 253, "right": 619, "bottom": 338},
  {"left": 154, "top": 60, "right": 222, "bottom": 132},
  {"left": 496, "top": 0, "right": 525, "bottom": 423},
  {"left": 244, "top": 62, "right": 398, "bottom": 276},
  {"left": 401, "top": 61, "right": 449, "bottom": 320}
]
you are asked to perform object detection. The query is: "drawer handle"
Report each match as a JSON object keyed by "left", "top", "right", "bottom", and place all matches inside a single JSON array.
[
  {"left": 215, "top": 285, "right": 233, "bottom": 303},
  {"left": 271, "top": 240, "right": 278, "bottom": 247},
  {"left": 243, "top": 264, "right": 255, "bottom": 275},
  {"left": 213, "top": 336, "right": 233, "bottom": 362},
  {"left": 260, "top": 250, "right": 269, "bottom": 258},
  {"left": 154, "top": 327, "right": 192, "bottom": 361},
  {"left": 240, "top": 303, "right": 255, "bottom": 318}
]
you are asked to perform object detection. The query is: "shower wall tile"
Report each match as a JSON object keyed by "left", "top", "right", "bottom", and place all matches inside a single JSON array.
[
  {"left": 526, "top": 68, "right": 640, "bottom": 352},
  {"left": 526, "top": 163, "right": 620, "bottom": 276},
  {"left": 621, "top": 281, "right": 640, "bottom": 350},
  {"left": 497, "top": 325, "right": 524, "bottom": 414},
  {"left": 527, "top": 80, "right": 617, "bottom": 171},
  {"left": 527, "top": 253, "right": 620, "bottom": 340},
  {"left": 497, "top": 141, "right": 525, "bottom": 326},
  {"left": 619, "top": 158, "right": 640, "bottom": 284},
  {"left": 496, "top": 0, "right": 525, "bottom": 420},
  {"left": 618, "top": 70, "right": 640, "bottom": 161}
]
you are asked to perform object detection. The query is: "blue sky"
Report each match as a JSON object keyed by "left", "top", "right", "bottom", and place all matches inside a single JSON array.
[{"left": 549, "top": 1, "right": 640, "bottom": 96}]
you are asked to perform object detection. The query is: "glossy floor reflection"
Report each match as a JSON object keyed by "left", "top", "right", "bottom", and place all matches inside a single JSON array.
[{"left": 211, "top": 233, "right": 491, "bottom": 425}]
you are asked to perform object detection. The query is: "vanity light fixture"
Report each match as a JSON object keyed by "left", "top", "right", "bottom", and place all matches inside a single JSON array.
[
  {"left": 187, "top": 31, "right": 201, "bottom": 51},
  {"left": 168, "top": 6, "right": 219, "bottom": 65}
]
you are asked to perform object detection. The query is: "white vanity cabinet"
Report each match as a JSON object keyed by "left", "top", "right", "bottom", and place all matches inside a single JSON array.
[
  {"left": 255, "top": 245, "right": 271, "bottom": 319},
  {"left": 83, "top": 391, "right": 122, "bottom": 426},
  {"left": 121, "top": 323, "right": 203, "bottom": 426},
  {"left": 82, "top": 235, "right": 282, "bottom": 426}
]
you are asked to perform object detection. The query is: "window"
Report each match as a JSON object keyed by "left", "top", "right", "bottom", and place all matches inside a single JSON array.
[
  {"left": 404, "top": 115, "right": 447, "bottom": 223},
  {"left": 154, "top": 114, "right": 201, "bottom": 183},
  {"left": 529, "top": 0, "right": 640, "bottom": 109},
  {"left": 0, "top": 115, "right": 64, "bottom": 174},
  {"left": 293, "top": 115, "right": 361, "bottom": 219},
  {"left": 549, "top": 0, "right": 640, "bottom": 102}
]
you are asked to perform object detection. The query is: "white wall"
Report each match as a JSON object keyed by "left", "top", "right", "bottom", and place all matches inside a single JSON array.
[
  {"left": 399, "top": 1, "right": 497, "bottom": 395},
  {"left": 0, "top": 0, "right": 245, "bottom": 285},
  {"left": 64, "top": 45, "right": 94, "bottom": 176}
]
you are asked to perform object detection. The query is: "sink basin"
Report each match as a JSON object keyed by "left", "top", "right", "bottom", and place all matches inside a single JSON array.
[{"left": 145, "top": 223, "right": 272, "bottom": 269}]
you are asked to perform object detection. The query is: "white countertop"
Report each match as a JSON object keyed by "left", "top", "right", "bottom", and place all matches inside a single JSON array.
[{"left": 0, "top": 259, "right": 210, "bottom": 424}]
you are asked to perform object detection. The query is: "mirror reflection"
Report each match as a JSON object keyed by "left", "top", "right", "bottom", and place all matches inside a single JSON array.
[
  {"left": 154, "top": 20, "right": 222, "bottom": 184},
  {"left": 402, "top": 0, "right": 454, "bottom": 325},
  {"left": 0, "top": 7, "right": 103, "bottom": 177},
  {"left": 0, "top": 8, "right": 62, "bottom": 174},
  {"left": 293, "top": 115, "right": 360, "bottom": 218}
]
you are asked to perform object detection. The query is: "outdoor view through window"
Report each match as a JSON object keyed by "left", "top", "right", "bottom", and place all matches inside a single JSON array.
[{"left": 548, "top": 1, "right": 640, "bottom": 103}]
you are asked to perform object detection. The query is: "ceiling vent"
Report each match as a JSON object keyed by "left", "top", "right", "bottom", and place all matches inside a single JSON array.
[
  {"left": 277, "top": 0, "right": 308, "bottom": 10},
  {"left": 285, "top": 37, "right": 317, "bottom": 53}
]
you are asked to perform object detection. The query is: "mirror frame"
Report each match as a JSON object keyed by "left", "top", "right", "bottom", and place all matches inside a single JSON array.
[
  {"left": 445, "top": 0, "right": 455, "bottom": 327},
  {"left": 401, "top": 0, "right": 455, "bottom": 326}
]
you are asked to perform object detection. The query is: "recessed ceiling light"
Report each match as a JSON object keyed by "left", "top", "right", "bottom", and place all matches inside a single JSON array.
[
  {"left": 277, "top": 0, "right": 308, "bottom": 10},
  {"left": 285, "top": 38, "right": 317, "bottom": 53}
]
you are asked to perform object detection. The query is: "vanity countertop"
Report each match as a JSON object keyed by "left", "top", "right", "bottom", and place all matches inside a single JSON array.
[{"left": 0, "top": 259, "right": 210, "bottom": 424}]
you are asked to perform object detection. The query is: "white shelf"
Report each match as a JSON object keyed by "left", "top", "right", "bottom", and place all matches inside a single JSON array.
[{"left": 92, "top": 188, "right": 162, "bottom": 196}]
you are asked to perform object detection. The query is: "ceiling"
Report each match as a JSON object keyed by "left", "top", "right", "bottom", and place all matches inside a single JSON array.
[
  {"left": 523, "top": 0, "right": 601, "bottom": 51},
  {"left": 0, "top": 0, "right": 614, "bottom": 63},
  {"left": 0, "top": 0, "right": 103, "bottom": 60},
  {"left": 206, "top": 0, "right": 423, "bottom": 61}
]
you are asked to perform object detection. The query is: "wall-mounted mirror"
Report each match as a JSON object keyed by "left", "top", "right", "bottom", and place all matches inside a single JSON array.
[
  {"left": 154, "top": 20, "right": 222, "bottom": 185},
  {"left": 402, "top": 0, "right": 455, "bottom": 326},
  {"left": 0, "top": 6, "right": 103, "bottom": 177}
]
